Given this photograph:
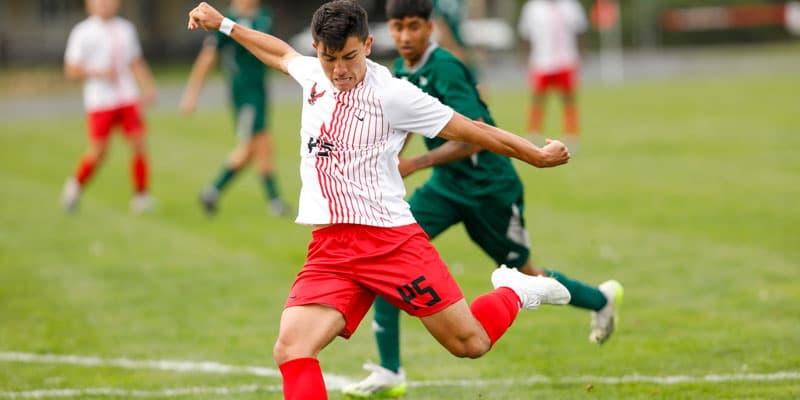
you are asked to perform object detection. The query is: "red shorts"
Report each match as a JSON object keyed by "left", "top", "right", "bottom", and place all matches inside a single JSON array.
[
  {"left": 529, "top": 68, "right": 577, "bottom": 95},
  {"left": 87, "top": 103, "right": 145, "bottom": 143},
  {"left": 285, "top": 223, "right": 464, "bottom": 338}
]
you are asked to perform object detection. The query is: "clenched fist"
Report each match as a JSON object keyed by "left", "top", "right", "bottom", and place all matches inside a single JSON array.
[
  {"left": 187, "top": 2, "right": 224, "bottom": 31},
  {"left": 539, "top": 138, "right": 571, "bottom": 167}
]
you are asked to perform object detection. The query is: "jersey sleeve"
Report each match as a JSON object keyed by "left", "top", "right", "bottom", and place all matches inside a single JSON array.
[
  {"left": 286, "top": 56, "right": 319, "bottom": 84},
  {"left": 64, "top": 26, "right": 84, "bottom": 65},
  {"left": 431, "top": 60, "right": 485, "bottom": 121},
  {"left": 383, "top": 78, "right": 455, "bottom": 139},
  {"left": 569, "top": 0, "right": 588, "bottom": 33},
  {"left": 124, "top": 21, "right": 143, "bottom": 61}
]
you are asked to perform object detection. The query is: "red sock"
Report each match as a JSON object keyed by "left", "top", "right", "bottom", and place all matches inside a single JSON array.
[
  {"left": 75, "top": 154, "right": 97, "bottom": 186},
  {"left": 470, "top": 287, "right": 521, "bottom": 347},
  {"left": 132, "top": 153, "right": 149, "bottom": 193},
  {"left": 279, "top": 357, "right": 327, "bottom": 400},
  {"left": 529, "top": 103, "right": 544, "bottom": 133},
  {"left": 564, "top": 104, "right": 578, "bottom": 136}
]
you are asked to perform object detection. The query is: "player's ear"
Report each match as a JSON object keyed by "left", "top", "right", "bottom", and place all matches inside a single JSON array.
[{"left": 363, "top": 35, "right": 374, "bottom": 57}]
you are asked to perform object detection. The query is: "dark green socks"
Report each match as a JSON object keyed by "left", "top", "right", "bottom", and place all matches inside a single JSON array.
[
  {"left": 373, "top": 296, "right": 401, "bottom": 373},
  {"left": 546, "top": 269, "right": 608, "bottom": 311},
  {"left": 262, "top": 173, "right": 280, "bottom": 200},
  {"left": 212, "top": 166, "right": 238, "bottom": 192}
]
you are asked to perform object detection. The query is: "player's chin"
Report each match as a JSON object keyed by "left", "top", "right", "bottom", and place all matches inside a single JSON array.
[{"left": 332, "top": 77, "right": 355, "bottom": 91}]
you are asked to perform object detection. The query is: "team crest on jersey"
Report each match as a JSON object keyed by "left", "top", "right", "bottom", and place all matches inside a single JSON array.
[{"left": 307, "top": 82, "right": 326, "bottom": 105}]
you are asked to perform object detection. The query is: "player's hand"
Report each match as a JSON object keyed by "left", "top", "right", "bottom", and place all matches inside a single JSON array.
[
  {"left": 188, "top": 2, "right": 224, "bottom": 31},
  {"left": 398, "top": 158, "right": 417, "bottom": 178},
  {"left": 96, "top": 67, "right": 117, "bottom": 82},
  {"left": 179, "top": 95, "right": 197, "bottom": 115},
  {"left": 539, "top": 138, "right": 570, "bottom": 167}
]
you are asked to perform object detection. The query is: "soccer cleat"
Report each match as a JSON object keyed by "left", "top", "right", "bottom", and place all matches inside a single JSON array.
[
  {"left": 268, "top": 198, "right": 292, "bottom": 217},
  {"left": 589, "top": 280, "right": 624, "bottom": 345},
  {"left": 61, "top": 178, "right": 81, "bottom": 213},
  {"left": 342, "top": 362, "right": 407, "bottom": 399},
  {"left": 199, "top": 187, "right": 219, "bottom": 216},
  {"left": 130, "top": 193, "right": 155, "bottom": 214},
  {"left": 491, "top": 265, "right": 570, "bottom": 309}
]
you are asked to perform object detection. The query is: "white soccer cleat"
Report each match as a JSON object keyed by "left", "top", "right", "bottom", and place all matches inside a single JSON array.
[
  {"left": 589, "top": 280, "right": 624, "bottom": 345},
  {"left": 130, "top": 193, "right": 155, "bottom": 214},
  {"left": 61, "top": 177, "right": 81, "bottom": 213},
  {"left": 491, "top": 265, "right": 571, "bottom": 309},
  {"left": 341, "top": 362, "right": 407, "bottom": 399}
]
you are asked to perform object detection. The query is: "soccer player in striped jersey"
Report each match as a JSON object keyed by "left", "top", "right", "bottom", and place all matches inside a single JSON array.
[
  {"left": 61, "top": 0, "right": 157, "bottom": 214},
  {"left": 181, "top": 0, "right": 290, "bottom": 217},
  {"left": 341, "top": 1, "right": 623, "bottom": 397},
  {"left": 188, "top": 2, "right": 573, "bottom": 398}
]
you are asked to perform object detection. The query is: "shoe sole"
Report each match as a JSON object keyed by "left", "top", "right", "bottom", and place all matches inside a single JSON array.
[{"left": 343, "top": 384, "right": 407, "bottom": 399}]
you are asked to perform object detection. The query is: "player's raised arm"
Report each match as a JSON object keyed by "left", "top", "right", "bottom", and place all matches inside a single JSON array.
[
  {"left": 187, "top": 2, "right": 299, "bottom": 74},
  {"left": 438, "top": 113, "right": 570, "bottom": 168}
]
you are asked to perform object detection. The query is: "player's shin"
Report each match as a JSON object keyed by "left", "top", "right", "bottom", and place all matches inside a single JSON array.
[
  {"left": 279, "top": 357, "right": 327, "bottom": 400},
  {"left": 545, "top": 269, "right": 607, "bottom": 311},
  {"left": 373, "top": 296, "right": 402, "bottom": 373},
  {"left": 469, "top": 287, "right": 521, "bottom": 346}
]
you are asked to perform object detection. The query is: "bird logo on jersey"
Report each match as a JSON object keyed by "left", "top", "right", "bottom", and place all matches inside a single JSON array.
[{"left": 308, "top": 82, "right": 326, "bottom": 105}]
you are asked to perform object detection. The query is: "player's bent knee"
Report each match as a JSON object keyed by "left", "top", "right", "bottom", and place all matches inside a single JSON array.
[
  {"left": 444, "top": 335, "right": 491, "bottom": 359},
  {"left": 273, "top": 336, "right": 314, "bottom": 365}
]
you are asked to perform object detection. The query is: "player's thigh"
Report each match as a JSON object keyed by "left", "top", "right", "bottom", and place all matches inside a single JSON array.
[
  {"left": 462, "top": 190, "right": 531, "bottom": 269},
  {"left": 355, "top": 224, "right": 464, "bottom": 319},
  {"left": 118, "top": 104, "right": 147, "bottom": 153},
  {"left": 419, "top": 299, "right": 486, "bottom": 350},
  {"left": 274, "top": 304, "right": 346, "bottom": 363},
  {"left": 409, "top": 185, "right": 461, "bottom": 239},
  {"left": 87, "top": 109, "right": 116, "bottom": 151}
]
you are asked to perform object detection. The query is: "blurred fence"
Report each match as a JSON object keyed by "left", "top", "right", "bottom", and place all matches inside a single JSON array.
[{"left": 0, "top": 0, "right": 797, "bottom": 66}]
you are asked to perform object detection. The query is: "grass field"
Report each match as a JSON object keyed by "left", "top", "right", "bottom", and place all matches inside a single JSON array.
[{"left": 1, "top": 70, "right": 799, "bottom": 399}]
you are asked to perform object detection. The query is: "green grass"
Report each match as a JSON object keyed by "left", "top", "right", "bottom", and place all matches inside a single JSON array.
[{"left": 1, "top": 71, "right": 799, "bottom": 399}]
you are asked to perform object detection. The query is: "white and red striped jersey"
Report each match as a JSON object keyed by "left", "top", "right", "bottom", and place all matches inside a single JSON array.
[
  {"left": 287, "top": 56, "right": 455, "bottom": 227},
  {"left": 518, "top": 0, "right": 587, "bottom": 73},
  {"left": 65, "top": 16, "right": 143, "bottom": 112}
]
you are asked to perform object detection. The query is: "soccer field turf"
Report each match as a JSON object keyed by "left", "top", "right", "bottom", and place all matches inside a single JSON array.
[{"left": 1, "top": 72, "right": 798, "bottom": 399}]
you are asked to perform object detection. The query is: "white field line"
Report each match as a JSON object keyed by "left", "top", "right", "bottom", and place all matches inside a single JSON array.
[
  {"left": 0, "top": 352, "right": 352, "bottom": 389},
  {"left": 0, "top": 385, "right": 280, "bottom": 399},
  {"left": 1, "top": 351, "right": 800, "bottom": 399}
]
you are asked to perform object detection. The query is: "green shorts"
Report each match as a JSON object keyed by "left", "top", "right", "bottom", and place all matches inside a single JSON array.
[
  {"left": 232, "top": 91, "right": 268, "bottom": 140},
  {"left": 409, "top": 183, "right": 531, "bottom": 269}
]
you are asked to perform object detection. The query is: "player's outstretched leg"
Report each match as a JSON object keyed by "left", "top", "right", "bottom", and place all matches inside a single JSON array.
[
  {"left": 422, "top": 266, "right": 569, "bottom": 360},
  {"left": 589, "top": 280, "right": 624, "bottom": 344},
  {"left": 62, "top": 140, "right": 108, "bottom": 213}
]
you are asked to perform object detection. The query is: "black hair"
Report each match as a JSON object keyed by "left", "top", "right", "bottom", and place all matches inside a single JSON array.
[
  {"left": 311, "top": 0, "right": 370, "bottom": 52},
  {"left": 385, "top": 0, "right": 433, "bottom": 20}
]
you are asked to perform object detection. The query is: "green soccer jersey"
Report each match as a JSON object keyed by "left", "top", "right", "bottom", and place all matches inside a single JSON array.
[
  {"left": 213, "top": 7, "right": 272, "bottom": 104},
  {"left": 393, "top": 45, "right": 521, "bottom": 202}
]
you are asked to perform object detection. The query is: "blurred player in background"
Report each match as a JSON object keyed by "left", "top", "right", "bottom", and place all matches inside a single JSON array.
[
  {"left": 342, "top": 0, "right": 622, "bottom": 397},
  {"left": 188, "top": 1, "right": 574, "bottom": 398},
  {"left": 181, "top": 0, "right": 290, "bottom": 217},
  {"left": 518, "top": 0, "right": 587, "bottom": 146},
  {"left": 61, "top": 0, "right": 157, "bottom": 213}
]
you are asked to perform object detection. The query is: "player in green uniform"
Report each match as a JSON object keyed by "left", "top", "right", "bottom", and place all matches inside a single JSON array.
[
  {"left": 181, "top": 0, "right": 290, "bottom": 216},
  {"left": 342, "top": 0, "right": 623, "bottom": 398}
]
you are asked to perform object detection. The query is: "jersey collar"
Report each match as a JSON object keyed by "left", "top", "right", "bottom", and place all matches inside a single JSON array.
[{"left": 405, "top": 42, "right": 438, "bottom": 74}]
